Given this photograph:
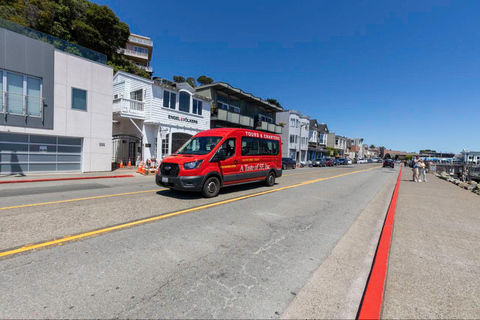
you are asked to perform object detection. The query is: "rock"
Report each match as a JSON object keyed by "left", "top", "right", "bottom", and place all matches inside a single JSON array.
[
  {"left": 440, "top": 172, "right": 449, "bottom": 179},
  {"left": 434, "top": 172, "right": 440, "bottom": 177},
  {"left": 454, "top": 179, "right": 461, "bottom": 185},
  {"left": 458, "top": 182, "right": 468, "bottom": 188},
  {"left": 467, "top": 185, "right": 476, "bottom": 191}
]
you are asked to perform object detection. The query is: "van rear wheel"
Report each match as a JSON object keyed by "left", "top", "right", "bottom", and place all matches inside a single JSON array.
[
  {"left": 265, "top": 171, "right": 275, "bottom": 187},
  {"left": 202, "top": 176, "right": 220, "bottom": 198}
]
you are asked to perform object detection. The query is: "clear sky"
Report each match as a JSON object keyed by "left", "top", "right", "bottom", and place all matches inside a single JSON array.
[{"left": 93, "top": 0, "right": 479, "bottom": 153}]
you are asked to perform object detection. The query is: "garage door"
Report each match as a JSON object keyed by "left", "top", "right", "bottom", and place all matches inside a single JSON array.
[{"left": 0, "top": 132, "right": 82, "bottom": 174}]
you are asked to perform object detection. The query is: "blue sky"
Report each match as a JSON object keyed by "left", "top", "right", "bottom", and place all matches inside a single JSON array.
[{"left": 94, "top": 0, "right": 479, "bottom": 153}]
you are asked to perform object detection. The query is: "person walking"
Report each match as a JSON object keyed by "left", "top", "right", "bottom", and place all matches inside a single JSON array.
[
  {"left": 412, "top": 156, "right": 420, "bottom": 182},
  {"left": 418, "top": 159, "right": 427, "bottom": 182}
]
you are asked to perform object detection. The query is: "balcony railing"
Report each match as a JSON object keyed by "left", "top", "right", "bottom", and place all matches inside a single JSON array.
[
  {"left": 135, "top": 64, "right": 153, "bottom": 72},
  {"left": 1, "top": 91, "right": 44, "bottom": 119},
  {"left": 0, "top": 18, "right": 107, "bottom": 64},
  {"left": 113, "top": 98, "right": 145, "bottom": 118},
  {"left": 255, "top": 121, "right": 282, "bottom": 134},
  {"left": 213, "top": 108, "right": 254, "bottom": 127},
  {"left": 119, "top": 48, "right": 149, "bottom": 59},
  {"left": 129, "top": 36, "right": 153, "bottom": 47}
]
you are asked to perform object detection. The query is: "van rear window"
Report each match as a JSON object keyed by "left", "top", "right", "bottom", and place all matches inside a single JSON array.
[{"left": 241, "top": 137, "right": 279, "bottom": 156}]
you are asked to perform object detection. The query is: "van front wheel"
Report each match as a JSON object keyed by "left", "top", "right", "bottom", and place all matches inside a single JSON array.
[
  {"left": 265, "top": 172, "right": 275, "bottom": 187},
  {"left": 202, "top": 176, "right": 220, "bottom": 198}
]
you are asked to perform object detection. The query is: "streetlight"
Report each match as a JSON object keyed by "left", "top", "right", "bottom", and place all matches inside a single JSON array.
[{"left": 298, "top": 122, "right": 308, "bottom": 164}]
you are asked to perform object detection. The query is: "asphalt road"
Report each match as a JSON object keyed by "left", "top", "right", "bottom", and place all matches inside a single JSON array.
[{"left": 0, "top": 163, "right": 397, "bottom": 318}]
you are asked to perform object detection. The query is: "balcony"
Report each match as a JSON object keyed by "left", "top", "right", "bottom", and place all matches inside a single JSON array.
[
  {"left": 118, "top": 48, "right": 148, "bottom": 60},
  {"left": 113, "top": 98, "right": 145, "bottom": 118},
  {"left": 1, "top": 91, "right": 45, "bottom": 118},
  {"left": 135, "top": 64, "right": 153, "bottom": 73},
  {"left": 256, "top": 121, "right": 282, "bottom": 134},
  {"left": 213, "top": 108, "right": 254, "bottom": 127},
  {"left": 128, "top": 36, "right": 153, "bottom": 47}
]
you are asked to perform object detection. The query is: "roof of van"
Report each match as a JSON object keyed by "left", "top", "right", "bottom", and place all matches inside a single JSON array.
[{"left": 196, "top": 128, "right": 281, "bottom": 137}]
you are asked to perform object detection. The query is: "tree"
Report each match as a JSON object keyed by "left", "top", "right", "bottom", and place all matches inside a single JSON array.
[
  {"left": 0, "top": 0, "right": 150, "bottom": 79},
  {"left": 173, "top": 75, "right": 185, "bottom": 83},
  {"left": 186, "top": 77, "right": 196, "bottom": 87},
  {"left": 197, "top": 75, "right": 214, "bottom": 86},
  {"left": 419, "top": 149, "right": 436, "bottom": 154},
  {"left": 266, "top": 98, "right": 282, "bottom": 108},
  {"left": 369, "top": 144, "right": 376, "bottom": 149},
  {"left": 326, "top": 147, "right": 338, "bottom": 157}
]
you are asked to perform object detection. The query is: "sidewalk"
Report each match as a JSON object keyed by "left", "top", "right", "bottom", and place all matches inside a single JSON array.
[
  {"left": 0, "top": 168, "right": 139, "bottom": 184},
  {"left": 382, "top": 169, "right": 480, "bottom": 318}
]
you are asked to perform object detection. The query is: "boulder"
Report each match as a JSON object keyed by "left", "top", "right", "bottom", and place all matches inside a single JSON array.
[
  {"left": 458, "top": 182, "right": 468, "bottom": 188},
  {"left": 440, "top": 172, "right": 449, "bottom": 179},
  {"left": 467, "top": 185, "right": 476, "bottom": 191}
]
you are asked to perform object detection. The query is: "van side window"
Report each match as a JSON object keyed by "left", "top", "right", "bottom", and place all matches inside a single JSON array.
[
  {"left": 220, "top": 138, "right": 236, "bottom": 159},
  {"left": 241, "top": 137, "right": 261, "bottom": 156},
  {"left": 262, "top": 139, "right": 279, "bottom": 155}
]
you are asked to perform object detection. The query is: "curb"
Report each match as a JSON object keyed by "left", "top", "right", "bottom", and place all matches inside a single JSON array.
[
  {"left": 357, "top": 166, "right": 403, "bottom": 319},
  {"left": 0, "top": 175, "right": 136, "bottom": 184}
]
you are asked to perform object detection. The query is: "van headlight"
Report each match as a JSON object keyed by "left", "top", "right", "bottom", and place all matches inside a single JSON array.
[{"left": 184, "top": 160, "right": 203, "bottom": 170}]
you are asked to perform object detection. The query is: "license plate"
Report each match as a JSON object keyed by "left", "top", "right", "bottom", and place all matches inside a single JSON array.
[{"left": 162, "top": 177, "right": 168, "bottom": 183}]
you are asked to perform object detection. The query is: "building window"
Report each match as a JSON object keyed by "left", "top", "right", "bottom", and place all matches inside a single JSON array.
[
  {"left": 162, "top": 134, "right": 170, "bottom": 158},
  {"left": 193, "top": 99, "right": 203, "bottom": 115},
  {"left": 72, "top": 88, "right": 87, "bottom": 111},
  {"left": 130, "top": 89, "right": 143, "bottom": 101},
  {"left": 291, "top": 119, "right": 295, "bottom": 127},
  {"left": 163, "top": 90, "right": 176, "bottom": 109},
  {"left": 296, "top": 119, "right": 299, "bottom": 128},
  {"left": 179, "top": 91, "right": 190, "bottom": 113},
  {"left": 1, "top": 70, "right": 43, "bottom": 117},
  {"left": 295, "top": 135, "right": 298, "bottom": 143},
  {"left": 290, "top": 135, "right": 295, "bottom": 144},
  {"left": 134, "top": 46, "right": 148, "bottom": 55}
]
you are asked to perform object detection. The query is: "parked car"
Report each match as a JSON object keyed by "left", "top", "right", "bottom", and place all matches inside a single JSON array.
[
  {"left": 367, "top": 159, "right": 373, "bottom": 163},
  {"left": 312, "top": 158, "right": 326, "bottom": 167},
  {"left": 156, "top": 128, "right": 282, "bottom": 197},
  {"left": 383, "top": 159, "right": 395, "bottom": 168},
  {"left": 337, "top": 158, "right": 349, "bottom": 165},
  {"left": 325, "top": 158, "right": 335, "bottom": 166},
  {"left": 282, "top": 157, "right": 296, "bottom": 170},
  {"left": 347, "top": 159, "right": 353, "bottom": 165},
  {"left": 377, "top": 158, "right": 384, "bottom": 163}
]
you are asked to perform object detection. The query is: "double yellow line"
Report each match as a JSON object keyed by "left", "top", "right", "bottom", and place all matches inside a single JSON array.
[{"left": 0, "top": 166, "right": 380, "bottom": 259}]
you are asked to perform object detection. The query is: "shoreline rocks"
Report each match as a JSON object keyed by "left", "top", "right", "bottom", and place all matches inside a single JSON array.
[{"left": 434, "top": 171, "right": 480, "bottom": 195}]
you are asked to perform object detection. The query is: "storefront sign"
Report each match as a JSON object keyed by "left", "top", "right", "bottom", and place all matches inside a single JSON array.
[{"left": 168, "top": 115, "right": 198, "bottom": 124}]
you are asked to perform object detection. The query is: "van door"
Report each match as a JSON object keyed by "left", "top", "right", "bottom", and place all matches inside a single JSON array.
[{"left": 217, "top": 138, "right": 238, "bottom": 183}]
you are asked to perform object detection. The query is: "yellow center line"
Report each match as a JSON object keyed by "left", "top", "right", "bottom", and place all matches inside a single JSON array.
[
  {"left": 0, "top": 189, "right": 167, "bottom": 211},
  {"left": 0, "top": 166, "right": 380, "bottom": 259}
]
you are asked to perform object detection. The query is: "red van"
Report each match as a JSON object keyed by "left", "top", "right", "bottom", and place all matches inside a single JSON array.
[{"left": 156, "top": 128, "right": 282, "bottom": 197}]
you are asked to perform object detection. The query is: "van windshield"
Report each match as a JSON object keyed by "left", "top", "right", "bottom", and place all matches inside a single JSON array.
[{"left": 176, "top": 136, "right": 222, "bottom": 155}]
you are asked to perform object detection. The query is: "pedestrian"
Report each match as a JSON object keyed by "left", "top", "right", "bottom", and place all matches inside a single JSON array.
[
  {"left": 412, "top": 156, "right": 420, "bottom": 182},
  {"left": 418, "top": 159, "right": 427, "bottom": 182}
]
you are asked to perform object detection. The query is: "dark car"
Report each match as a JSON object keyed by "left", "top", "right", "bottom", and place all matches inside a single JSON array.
[
  {"left": 337, "top": 158, "right": 348, "bottom": 165},
  {"left": 325, "top": 157, "right": 335, "bottom": 166},
  {"left": 312, "top": 158, "right": 327, "bottom": 167},
  {"left": 282, "top": 157, "right": 296, "bottom": 170},
  {"left": 383, "top": 159, "right": 395, "bottom": 168}
]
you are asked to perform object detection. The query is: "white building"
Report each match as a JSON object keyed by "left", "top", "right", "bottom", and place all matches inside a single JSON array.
[
  {"left": 461, "top": 150, "right": 480, "bottom": 164},
  {"left": 276, "top": 110, "right": 310, "bottom": 162},
  {"left": 1, "top": 23, "right": 113, "bottom": 174},
  {"left": 112, "top": 72, "right": 211, "bottom": 164}
]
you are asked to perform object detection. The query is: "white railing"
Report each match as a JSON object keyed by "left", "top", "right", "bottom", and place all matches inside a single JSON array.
[
  {"left": 118, "top": 48, "right": 148, "bottom": 59},
  {"left": 113, "top": 98, "right": 145, "bottom": 117},
  {"left": 129, "top": 36, "right": 153, "bottom": 47},
  {"left": 135, "top": 64, "right": 153, "bottom": 72},
  {"left": 0, "top": 91, "right": 44, "bottom": 118}
]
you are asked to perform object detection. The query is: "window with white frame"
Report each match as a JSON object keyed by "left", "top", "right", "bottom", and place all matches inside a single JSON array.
[
  {"left": 193, "top": 99, "right": 203, "bottom": 115},
  {"left": 130, "top": 89, "right": 143, "bottom": 101},
  {"left": 290, "top": 118, "right": 295, "bottom": 127},
  {"left": 134, "top": 46, "right": 148, "bottom": 55},
  {"left": 1, "top": 69, "right": 43, "bottom": 117},
  {"left": 163, "top": 90, "right": 176, "bottom": 109},
  {"left": 179, "top": 91, "right": 190, "bottom": 113},
  {"left": 290, "top": 135, "right": 295, "bottom": 144}
]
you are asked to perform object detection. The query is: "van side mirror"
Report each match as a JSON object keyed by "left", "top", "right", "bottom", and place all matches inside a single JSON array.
[{"left": 213, "top": 148, "right": 227, "bottom": 162}]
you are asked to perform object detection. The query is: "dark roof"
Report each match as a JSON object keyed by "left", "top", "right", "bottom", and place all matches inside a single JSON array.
[
  {"left": 196, "top": 82, "right": 283, "bottom": 112},
  {"left": 318, "top": 123, "right": 329, "bottom": 133}
]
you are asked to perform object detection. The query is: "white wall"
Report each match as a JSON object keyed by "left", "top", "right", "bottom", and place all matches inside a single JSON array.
[{"left": 4, "top": 50, "right": 113, "bottom": 172}]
